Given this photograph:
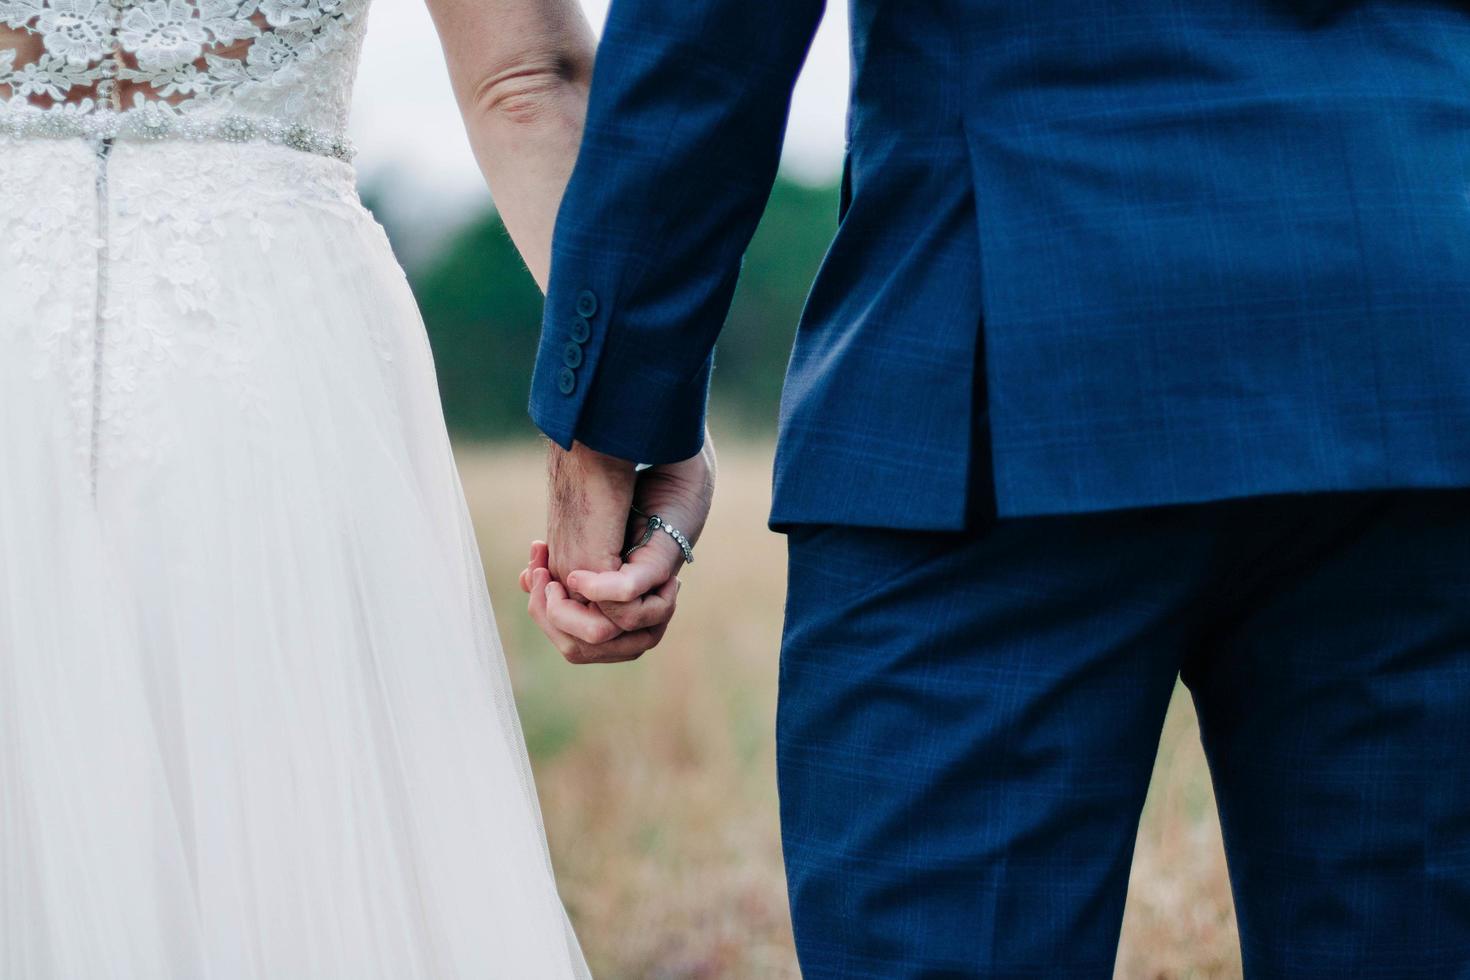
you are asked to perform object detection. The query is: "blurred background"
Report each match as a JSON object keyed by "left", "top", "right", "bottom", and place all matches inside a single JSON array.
[{"left": 351, "top": 4, "right": 1240, "bottom": 977}]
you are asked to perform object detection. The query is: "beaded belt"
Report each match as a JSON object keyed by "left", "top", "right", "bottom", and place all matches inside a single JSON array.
[{"left": 0, "top": 105, "right": 355, "bottom": 163}]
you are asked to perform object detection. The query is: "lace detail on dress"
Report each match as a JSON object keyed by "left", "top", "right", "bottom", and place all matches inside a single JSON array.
[
  {"left": 0, "top": 0, "right": 367, "bottom": 158},
  {"left": 1, "top": 138, "right": 392, "bottom": 472},
  {"left": 0, "top": 141, "right": 99, "bottom": 478},
  {"left": 94, "top": 140, "right": 384, "bottom": 468}
]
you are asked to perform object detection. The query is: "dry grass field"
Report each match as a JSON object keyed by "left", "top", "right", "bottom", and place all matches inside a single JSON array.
[{"left": 459, "top": 442, "right": 1243, "bottom": 980}]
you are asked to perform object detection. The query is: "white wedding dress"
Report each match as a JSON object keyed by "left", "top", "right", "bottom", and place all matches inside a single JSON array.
[{"left": 0, "top": 2, "right": 590, "bottom": 977}]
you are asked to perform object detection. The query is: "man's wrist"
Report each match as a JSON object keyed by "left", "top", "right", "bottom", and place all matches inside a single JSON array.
[
  {"left": 547, "top": 440, "right": 639, "bottom": 513},
  {"left": 560, "top": 440, "right": 638, "bottom": 474}
]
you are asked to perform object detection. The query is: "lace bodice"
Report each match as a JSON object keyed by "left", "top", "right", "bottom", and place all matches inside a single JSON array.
[{"left": 0, "top": 0, "right": 369, "bottom": 159}]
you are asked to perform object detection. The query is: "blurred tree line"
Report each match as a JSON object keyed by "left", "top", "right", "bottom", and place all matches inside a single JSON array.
[{"left": 366, "top": 177, "right": 840, "bottom": 442}]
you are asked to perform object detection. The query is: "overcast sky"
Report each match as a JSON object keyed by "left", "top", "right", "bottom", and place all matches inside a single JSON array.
[{"left": 349, "top": 1, "right": 851, "bottom": 206}]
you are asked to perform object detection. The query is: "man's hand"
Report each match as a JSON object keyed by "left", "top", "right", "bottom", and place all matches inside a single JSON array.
[
  {"left": 521, "top": 436, "right": 716, "bottom": 664},
  {"left": 569, "top": 441, "right": 715, "bottom": 631},
  {"left": 545, "top": 440, "right": 638, "bottom": 587}
]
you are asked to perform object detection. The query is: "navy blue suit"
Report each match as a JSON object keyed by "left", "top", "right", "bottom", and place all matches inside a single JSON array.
[{"left": 532, "top": 1, "right": 1470, "bottom": 974}]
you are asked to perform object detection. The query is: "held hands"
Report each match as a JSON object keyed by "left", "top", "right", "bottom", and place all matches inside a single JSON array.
[{"left": 519, "top": 435, "right": 715, "bottom": 664}]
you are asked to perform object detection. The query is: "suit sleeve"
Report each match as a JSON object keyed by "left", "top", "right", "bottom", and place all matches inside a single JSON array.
[{"left": 528, "top": 0, "right": 828, "bottom": 463}]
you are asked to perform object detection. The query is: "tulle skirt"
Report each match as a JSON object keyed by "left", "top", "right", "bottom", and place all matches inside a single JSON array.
[{"left": 0, "top": 138, "right": 589, "bottom": 978}]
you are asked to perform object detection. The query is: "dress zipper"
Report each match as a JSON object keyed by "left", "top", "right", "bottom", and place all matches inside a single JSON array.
[
  {"left": 89, "top": 135, "right": 113, "bottom": 500},
  {"left": 90, "top": 0, "right": 124, "bottom": 500}
]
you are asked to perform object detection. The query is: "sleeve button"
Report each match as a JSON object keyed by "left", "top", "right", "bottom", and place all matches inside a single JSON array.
[
  {"left": 569, "top": 316, "right": 591, "bottom": 344},
  {"left": 557, "top": 366, "right": 577, "bottom": 395},
  {"left": 576, "top": 290, "right": 599, "bottom": 319},
  {"left": 562, "top": 342, "right": 584, "bottom": 369}
]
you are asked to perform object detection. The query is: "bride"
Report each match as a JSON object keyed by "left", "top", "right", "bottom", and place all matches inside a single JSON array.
[{"left": 1, "top": 0, "right": 603, "bottom": 975}]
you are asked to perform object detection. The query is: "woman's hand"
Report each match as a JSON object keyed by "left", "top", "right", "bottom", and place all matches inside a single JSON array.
[{"left": 425, "top": 0, "right": 595, "bottom": 290}]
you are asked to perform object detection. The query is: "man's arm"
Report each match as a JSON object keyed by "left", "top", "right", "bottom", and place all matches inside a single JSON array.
[
  {"left": 530, "top": 0, "right": 828, "bottom": 464},
  {"left": 522, "top": 0, "right": 827, "bottom": 664}
]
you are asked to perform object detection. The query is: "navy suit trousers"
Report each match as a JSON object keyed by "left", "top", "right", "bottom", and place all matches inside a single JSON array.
[{"left": 778, "top": 491, "right": 1470, "bottom": 978}]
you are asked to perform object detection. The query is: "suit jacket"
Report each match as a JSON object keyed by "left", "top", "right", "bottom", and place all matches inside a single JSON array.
[{"left": 530, "top": 0, "right": 1470, "bottom": 530}]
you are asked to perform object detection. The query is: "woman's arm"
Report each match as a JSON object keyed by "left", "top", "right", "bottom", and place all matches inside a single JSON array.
[{"left": 425, "top": 0, "right": 595, "bottom": 291}]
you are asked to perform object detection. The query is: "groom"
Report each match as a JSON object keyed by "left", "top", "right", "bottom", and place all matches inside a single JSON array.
[{"left": 523, "top": 1, "right": 1470, "bottom": 976}]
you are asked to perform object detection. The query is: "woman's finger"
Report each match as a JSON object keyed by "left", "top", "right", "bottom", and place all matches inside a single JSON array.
[
  {"left": 597, "top": 575, "right": 679, "bottom": 632},
  {"left": 567, "top": 536, "right": 682, "bottom": 601},
  {"left": 573, "top": 628, "right": 660, "bottom": 664},
  {"left": 545, "top": 580, "right": 626, "bottom": 646},
  {"left": 530, "top": 569, "right": 658, "bottom": 664},
  {"left": 527, "top": 568, "right": 581, "bottom": 661}
]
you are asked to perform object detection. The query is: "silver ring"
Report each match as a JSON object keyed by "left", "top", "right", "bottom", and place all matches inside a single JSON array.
[{"left": 623, "top": 514, "right": 695, "bottom": 565}]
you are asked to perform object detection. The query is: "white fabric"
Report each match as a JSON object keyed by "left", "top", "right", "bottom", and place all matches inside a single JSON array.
[{"left": 0, "top": 133, "right": 590, "bottom": 976}]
